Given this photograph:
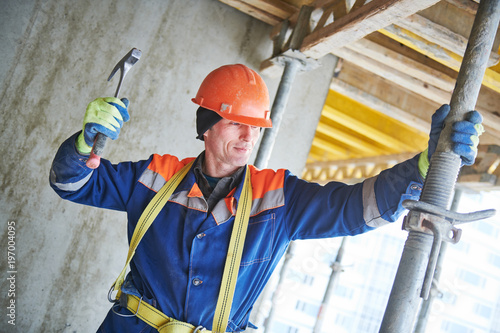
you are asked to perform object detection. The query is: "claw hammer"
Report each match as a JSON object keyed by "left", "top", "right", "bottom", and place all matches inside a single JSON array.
[{"left": 86, "top": 48, "right": 142, "bottom": 169}]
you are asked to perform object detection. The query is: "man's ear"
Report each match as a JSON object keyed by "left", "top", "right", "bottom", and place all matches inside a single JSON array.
[{"left": 202, "top": 129, "right": 211, "bottom": 142}]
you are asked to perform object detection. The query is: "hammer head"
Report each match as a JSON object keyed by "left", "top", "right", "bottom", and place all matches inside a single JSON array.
[{"left": 107, "top": 48, "right": 142, "bottom": 82}]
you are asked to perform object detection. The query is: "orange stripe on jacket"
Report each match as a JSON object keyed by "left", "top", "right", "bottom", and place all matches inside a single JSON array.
[
  {"left": 148, "top": 154, "right": 196, "bottom": 182},
  {"left": 148, "top": 156, "right": 286, "bottom": 204},
  {"left": 249, "top": 166, "right": 286, "bottom": 199}
]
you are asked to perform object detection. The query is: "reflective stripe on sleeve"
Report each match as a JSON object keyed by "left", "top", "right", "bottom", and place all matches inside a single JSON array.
[
  {"left": 50, "top": 168, "right": 93, "bottom": 192},
  {"left": 362, "top": 176, "right": 390, "bottom": 228},
  {"left": 138, "top": 168, "right": 167, "bottom": 192},
  {"left": 250, "top": 187, "right": 284, "bottom": 216}
]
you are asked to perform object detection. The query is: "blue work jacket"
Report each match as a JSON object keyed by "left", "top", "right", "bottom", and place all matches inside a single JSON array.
[{"left": 50, "top": 132, "right": 423, "bottom": 332}]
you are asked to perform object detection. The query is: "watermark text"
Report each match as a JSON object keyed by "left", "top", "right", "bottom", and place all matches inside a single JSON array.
[{"left": 6, "top": 221, "right": 16, "bottom": 326}]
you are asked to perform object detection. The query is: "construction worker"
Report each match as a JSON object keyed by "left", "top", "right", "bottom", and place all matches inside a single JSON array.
[{"left": 50, "top": 64, "right": 483, "bottom": 333}]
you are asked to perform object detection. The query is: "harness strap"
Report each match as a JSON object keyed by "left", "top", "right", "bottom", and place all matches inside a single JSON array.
[
  {"left": 110, "top": 161, "right": 252, "bottom": 333},
  {"left": 125, "top": 294, "right": 211, "bottom": 333},
  {"left": 212, "top": 167, "right": 252, "bottom": 333},
  {"left": 109, "top": 160, "right": 194, "bottom": 301}
]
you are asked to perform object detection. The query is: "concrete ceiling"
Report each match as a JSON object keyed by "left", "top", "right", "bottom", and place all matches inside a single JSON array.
[{"left": 218, "top": 0, "right": 500, "bottom": 188}]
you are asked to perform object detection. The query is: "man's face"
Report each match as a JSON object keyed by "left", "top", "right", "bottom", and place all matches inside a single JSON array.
[{"left": 203, "top": 118, "right": 261, "bottom": 176}]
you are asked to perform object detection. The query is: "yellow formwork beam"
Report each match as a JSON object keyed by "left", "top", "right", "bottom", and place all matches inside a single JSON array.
[
  {"left": 311, "top": 137, "right": 350, "bottom": 156},
  {"left": 310, "top": 86, "right": 429, "bottom": 163},
  {"left": 308, "top": 144, "right": 348, "bottom": 163},
  {"left": 379, "top": 25, "right": 500, "bottom": 94},
  {"left": 316, "top": 122, "right": 386, "bottom": 156},
  {"left": 322, "top": 104, "right": 417, "bottom": 152},
  {"left": 325, "top": 90, "right": 428, "bottom": 151}
]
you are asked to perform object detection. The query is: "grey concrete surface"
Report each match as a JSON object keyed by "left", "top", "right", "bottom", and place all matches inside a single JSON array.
[{"left": 0, "top": 0, "right": 334, "bottom": 331}]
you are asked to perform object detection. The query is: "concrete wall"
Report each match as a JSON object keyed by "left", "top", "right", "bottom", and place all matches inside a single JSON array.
[{"left": 0, "top": 0, "right": 335, "bottom": 331}]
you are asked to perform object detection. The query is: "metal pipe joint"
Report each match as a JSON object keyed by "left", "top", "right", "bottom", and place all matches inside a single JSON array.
[{"left": 402, "top": 199, "right": 496, "bottom": 300}]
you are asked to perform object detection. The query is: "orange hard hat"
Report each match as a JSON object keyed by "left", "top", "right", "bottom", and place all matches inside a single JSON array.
[{"left": 192, "top": 64, "right": 272, "bottom": 128}]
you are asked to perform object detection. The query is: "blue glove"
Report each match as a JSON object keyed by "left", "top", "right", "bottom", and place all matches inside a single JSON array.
[
  {"left": 76, "top": 97, "right": 130, "bottom": 154},
  {"left": 451, "top": 110, "right": 484, "bottom": 165},
  {"left": 418, "top": 104, "right": 484, "bottom": 178}
]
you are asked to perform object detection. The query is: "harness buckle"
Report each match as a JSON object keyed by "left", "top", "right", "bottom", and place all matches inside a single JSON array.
[
  {"left": 107, "top": 285, "right": 118, "bottom": 303},
  {"left": 111, "top": 295, "right": 143, "bottom": 318},
  {"left": 193, "top": 326, "right": 206, "bottom": 333}
]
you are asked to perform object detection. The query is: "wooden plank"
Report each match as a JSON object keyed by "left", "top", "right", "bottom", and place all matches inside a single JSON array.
[
  {"left": 475, "top": 87, "right": 500, "bottom": 141},
  {"left": 331, "top": 0, "right": 347, "bottom": 20},
  {"left": 396, "top": 14, "right": 499, "bottom": 66},
  {"left": 300, "top": 0, "right": 441, "bottom": 59},
  {"left": 331, "top": 61, "right": 437, "bottom": 133},
  {"left": 243, "top": 0, "right": 298, "bottom": 19},
  {"left": 330, "top": 46, "right": 453, "bottom": 103},
  {"left": 398, "top": 14, "right": 467, "bottom": 56},
  {"left": 422, "top": 0, "right": 500, "bottom": 56},
  {"left": 312, "top": 4, "right": 335, "bottom": 33},
  {"left": 345, "top": 38, "right": 456, "bottom": 91},
  {"left": 218, "top": 0, "right": 282, "bottom": 25},
  {"left": 350, "top": 0, "right": 367, "bottom": 12},
  {"left": 289, "top": 5, "right": 314, "bottom": 49},
  {"left": 259, "top": 58, "right": 284, "bottom": 77},
  {"left": 380, "top": 25, "right": 463, "bottom": 70},
  {"left": 285, "top": 0, "right": 342, "bottom": 26},
  {"left": 329, "top": 78, "right": 431, "bottom": 134},
  {"left": 420, "top": 1, "right": 476, "bottom": 38},
  {"left": 366, "top": 32, "right": 459, "bottom": 80},
  {"left": 327, "top": 45, "right": 500, "bottom": 141},
  {"left": 380, "top": 24, "right": 500, "bottom": 94},
  {"left": 444, "top": 0, "right": 478, "bottom": 15},
  {"left": 331, "top": 61, "right": 500, "bottom": 144},
  {"left": 420, "top": 0, "right": 500, "bottom": 52}
]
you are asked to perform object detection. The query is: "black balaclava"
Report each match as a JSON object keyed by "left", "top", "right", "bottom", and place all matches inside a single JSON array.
[{"left": 196, "top": 107, "right": 223, "bottom": 141}]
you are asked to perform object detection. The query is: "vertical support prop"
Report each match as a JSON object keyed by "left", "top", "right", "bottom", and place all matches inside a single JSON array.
[
  {"left": 379, "top": 1, "right": 500, "bottom": 332},
  {"left": 254, "top": 58, "right": 301, "bottom": 169},
  {"left": 255, "top": 4, "right": 314, "bottom": 169},
  {"left": 413, "top": 190, "right": 463, "bottom": 333},
  {"left": 255, "top": 5, "right": 328, "bottom": 330},
  {"left": 263, "top": 242, "right": 296, "bottom": 333},
  {"left": 312, "top": 237, "right": 347, "bottom": 333}
]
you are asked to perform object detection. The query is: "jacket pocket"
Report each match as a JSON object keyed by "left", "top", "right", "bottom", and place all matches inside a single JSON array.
[{"left": 240, "top": 213, "right": 275, "bottom": 266}]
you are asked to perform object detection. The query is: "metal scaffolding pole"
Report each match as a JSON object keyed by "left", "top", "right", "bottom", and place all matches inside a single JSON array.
[
  {"left": 379, "top": 1, "right": 500, "bottom": 332},
  {"left": 313, "top": 237, "right": 347, "bottom": 333},
  {"left": 254, "top": 4, "right": 319, "bottom": 170},
  {"left": 254, "top": 58, "right": 301, "bottom": 169},
  {"left": 254, "top": 6, "right": 324, "bottom": 331},
  {"left": 255, "top": 55, "right": 306, "bottom": 333},
  {"left": 262, "top": 242, "right": 296, "bottom": 333},
  {"left": 413, "top": 189, "right": 462, "bottom": 333}
]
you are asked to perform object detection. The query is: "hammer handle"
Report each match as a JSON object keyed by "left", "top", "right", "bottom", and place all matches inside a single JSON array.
[
  {"left": 84, "top": 48, "right": 141, "bottom": 169},
  {"left": 86, "top": 133, "right": 107, "bottom": 169},
  {"left": 86, "top": 80, "right": 120, "bottom": 169}
]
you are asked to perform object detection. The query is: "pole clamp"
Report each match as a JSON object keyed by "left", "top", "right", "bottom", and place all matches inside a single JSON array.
[
  {"left": 270, "top": 50, "right": 320, "bottom": 72},
  {"left": 402, "top": 199, "right": 496, "bottom": 300}
]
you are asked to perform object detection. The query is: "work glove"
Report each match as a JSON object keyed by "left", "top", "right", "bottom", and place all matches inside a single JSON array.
[
  {"left": 75, "top": 97, "right": 130, "bottom": 154},
  {"left": 418, "top": 104, "right": 484, "bottom": 178}
]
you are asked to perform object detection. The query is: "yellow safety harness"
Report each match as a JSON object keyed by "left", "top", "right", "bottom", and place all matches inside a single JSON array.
[{"left": 108, "top": 161, "right": 252, "bottom": 333}]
